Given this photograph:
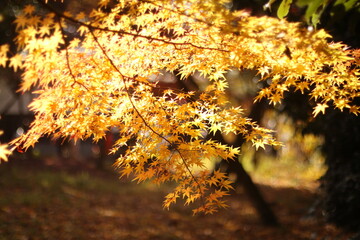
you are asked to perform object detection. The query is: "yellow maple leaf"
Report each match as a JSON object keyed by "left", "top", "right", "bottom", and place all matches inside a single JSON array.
[
  {"left": 226, "top": 146, "right": 240, "bottom": 159},
  {"left": 0, "top": 144, "right": 11, "bottom": 162},
  {"left": 9, "top": 54, "right": 23, "bottom": 72},
  {"left": 0, "top": 44, "right": 9, "bottom": 54},
  {"left": 295, "top": 81, "right": 310, "bottom": 94},
  {"left": 334, "top": 98, "right": 350, "bottom": 111},
  {"left": 313, "top": 103, "right": 328, "bottom": 117},
  {"left": 209, "top": 122, "right": 222, "bottom": 134},
  {"left": 163, "top": 193, "right": 179, "bottom": 209},
  {"left": 349, "top": 106, "right": 360, "bottom": 116},
  {"left": 39, "top": 25, "right": 51, "bottom": 37},
  {"left": 269, "top": 92, "right": 282, "bottom": 105},
  {"left": 0, "top": 55, "right": 7, "bottom": 68}
]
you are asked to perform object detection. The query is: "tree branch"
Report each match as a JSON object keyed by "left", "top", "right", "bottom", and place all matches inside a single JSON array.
[
  {"left": 37, "top": 0, "right": 229, "bottom": 53},
  {"left": 88, "top": 27, "right": 206, "bottom": 208}
]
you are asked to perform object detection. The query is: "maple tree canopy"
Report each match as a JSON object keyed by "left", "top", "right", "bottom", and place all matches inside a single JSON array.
[{"left": 0, "top": 0, "right": 359, "bottom": 213}]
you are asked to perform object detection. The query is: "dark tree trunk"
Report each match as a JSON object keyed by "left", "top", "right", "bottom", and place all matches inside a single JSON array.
[
  {"left": 214, "top": 132, "right": 279, "bottom": 226},
  {"left": 230, "top": 159, "right": 279, "bottom": 226},
  {"left": 319, "top": 111, "right": 360, "bottom": 231}
]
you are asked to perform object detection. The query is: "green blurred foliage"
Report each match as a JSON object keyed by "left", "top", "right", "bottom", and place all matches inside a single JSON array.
[{"left": 266, "top": 0, "right": 360, "bottom": 28}]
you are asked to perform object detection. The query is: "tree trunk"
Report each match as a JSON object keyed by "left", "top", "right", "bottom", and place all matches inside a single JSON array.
[
  {"left": 228, "top": 159, "right": 279, "bottom": 226},
  {"left": 214, "top": 132, "right": 279, "bottom": 226},
  {"left": 320, "top": 111, "right": 360, "bottom": 231}
]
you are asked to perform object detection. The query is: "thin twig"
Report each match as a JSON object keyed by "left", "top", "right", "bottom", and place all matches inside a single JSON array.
[
  {"left": 139, "top": 0, "right": 218, "bottom": 29},
  {"left": 37, "top": 0, "right": 228, "bottom": 53},
  {"left": 57, "top": 17, "right": 89, "bottom": 90},
  {"left": 88, "top": 27, "right": 206, "bottom": 207}
]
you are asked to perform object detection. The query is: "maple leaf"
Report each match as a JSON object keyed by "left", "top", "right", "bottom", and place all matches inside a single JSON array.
[
  {"left": 226, "top": 146, "right": 240, "bottom": 159},
  {"left": 0, "top": 55, "right": 7, "bottom": 68},
  {"left": 98, "top": 0, "right": 111, "bottom": 8},
  {"left": 0, "top": 144, "right": 11, "bottom": 162},
  {"left": 253, "top": 140, "right": 265, "bottom": 150},
  {"left": 23, "top": 5, "right": 36, "bottom": 15},
  {"left": 9, "top": 54, "right": 23, "bottom": 72},
  {"left": 163, "top": 193, "right": 179, "bottom": 209},
  {"left": 75, "top": 12, "right": 86, "bottom": 21},
  {"left": 207, "top": 176, "right": 219, "bottom": 187},
  {"left": 207, "top": 189, "right": 229, "bottom": 202},
  {"left": 334, "top": 98, "right": 350, "bottom": 111},
  {"left": 349, "top": 106, "right": 360, "bottom": 116},
  {"left": 0, "top": 44, "right": 9, "bottom": 54},
  {"left": 269, "top": 93, "right": 282, "bottom": 105},
  {"left": 313, "top": 103, "right": 328, "bottom": 117},
  {"left": 14, "top": 14, "right": 28, "bottom": 30},
  {"left": 38, "top": 26, "right": 51, "bottom": 37},
  {"left": 209, "top": 123, "right": 223, "bottom": 134},
  {"left": 218, "top": 179, "right": 234, "bottom": 190},
  {"left": 120, "top": 165, "right": 133, "bottom": 178},
  {"left": 295, "top": 81, "right": 310, "bottom": 94},
  {"left": 28, "top": 16, "right": 41, "bottom": 27}
]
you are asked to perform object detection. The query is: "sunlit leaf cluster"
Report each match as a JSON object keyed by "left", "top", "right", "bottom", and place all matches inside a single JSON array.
[
  {"left": 0, "top": 131, "right": 11, "bottom": 162},
  {"left": 0, "top": 0, "right": 359, "bottom": 213}
]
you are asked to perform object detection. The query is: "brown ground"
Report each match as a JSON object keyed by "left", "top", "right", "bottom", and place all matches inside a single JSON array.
[{"left": 0, "top": 156, "right": 354, "bottom": 240}]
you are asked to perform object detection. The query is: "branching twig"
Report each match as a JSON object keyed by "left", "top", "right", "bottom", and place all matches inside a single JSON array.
[
  {"left": 57, "top": 17, "right": 89, "bottom": 90},
  {"left": 37, "top": 0, "right": 228, "bottom": 53},
  {"left": 88, "top": 27, "right": 206, "bottom": 207}
]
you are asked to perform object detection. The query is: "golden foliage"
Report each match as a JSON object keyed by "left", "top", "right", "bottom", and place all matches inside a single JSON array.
[
  {"left": 1, "top": 0, "right": 359, "bottom": 213},
  {"left": 0, "top": 131, "right": 11, "bottom": 162},
  {"left": 0, "top": 144, "right": 11, "bottom": 162}
]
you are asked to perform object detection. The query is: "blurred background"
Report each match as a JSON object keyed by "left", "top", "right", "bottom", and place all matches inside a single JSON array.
[{"left": 0, "top": 0, "right": 359, "bottom": 239}]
